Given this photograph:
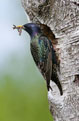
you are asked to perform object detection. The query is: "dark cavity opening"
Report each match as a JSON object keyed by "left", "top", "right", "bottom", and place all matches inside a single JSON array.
[{"left": 39, "top": 23, "right": 58, "bottom": 45}]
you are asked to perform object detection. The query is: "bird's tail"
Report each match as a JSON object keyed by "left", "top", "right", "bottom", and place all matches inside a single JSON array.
[{"left": 51, "top": 68, "right": 63, "bottom": 95}]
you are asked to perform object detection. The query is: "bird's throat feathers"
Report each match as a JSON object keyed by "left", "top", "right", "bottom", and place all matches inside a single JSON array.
[
  {"left": 28, "top": 28, "right": 41, "bottom": 39},
  {"left": 31, "top": 31, "right": 40, "bottom": 39}
]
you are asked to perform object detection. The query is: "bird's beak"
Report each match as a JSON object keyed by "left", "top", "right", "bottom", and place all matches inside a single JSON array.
[
  {"left": 13, "top": 25, "right": 25, "bottom": 35},
  {"left": 13, "top": 25, "right": 24, "bottom": 29}
]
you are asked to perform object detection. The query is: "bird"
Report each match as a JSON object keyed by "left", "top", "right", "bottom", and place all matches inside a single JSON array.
[{"left": 13, "top": 23, "right": 63, "bottom": 95}]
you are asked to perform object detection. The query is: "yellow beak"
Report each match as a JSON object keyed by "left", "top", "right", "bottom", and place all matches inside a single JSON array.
[
  {"left": 16, "top": 25, "right": 23, "bottom": 28},
  {"left": 13, "top": 25, "right": 24, "bottom": 29}
]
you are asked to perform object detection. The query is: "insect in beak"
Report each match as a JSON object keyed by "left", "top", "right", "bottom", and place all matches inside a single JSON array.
[{"left": 13, "top": 25, "right": 24, "bottom": 35}]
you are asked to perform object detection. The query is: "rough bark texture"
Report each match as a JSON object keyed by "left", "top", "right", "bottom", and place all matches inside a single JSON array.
[{"left": 21, "top": 0, "right": 79, "bottom": 121}]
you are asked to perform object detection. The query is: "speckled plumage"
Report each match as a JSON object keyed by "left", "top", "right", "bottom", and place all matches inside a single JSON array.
[{"left": 23, "top": 23, "right": 63, "bottom": 95}]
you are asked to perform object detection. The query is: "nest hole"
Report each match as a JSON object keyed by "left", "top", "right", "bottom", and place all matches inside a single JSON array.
[{"left": 39, "top": 23, "right": 58, "bottom": 45}]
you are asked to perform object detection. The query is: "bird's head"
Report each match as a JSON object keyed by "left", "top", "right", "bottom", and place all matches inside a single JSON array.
[{"left": 13, "top": 23, "right": 41, "bottom": 38}]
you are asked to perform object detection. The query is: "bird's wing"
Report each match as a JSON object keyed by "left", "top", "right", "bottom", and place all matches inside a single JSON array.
[
  {"left": 38, "top": 35, "right": 53, "bottom": 90},
  {"left": 31, "top": 35, "right": 52, "bottom": 83}
]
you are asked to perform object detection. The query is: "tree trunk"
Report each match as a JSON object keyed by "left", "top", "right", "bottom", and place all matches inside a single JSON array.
[{"left": 21, "top": 0, "right": 79, "bottom": 121}]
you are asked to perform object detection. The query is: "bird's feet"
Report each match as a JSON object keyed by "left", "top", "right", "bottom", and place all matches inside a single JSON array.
[
  {"left": 47, "top": 85, "right": 53, "bottom": 91},
  {"left": 49, "top": 86, "right": 53, "bottom": 91}
]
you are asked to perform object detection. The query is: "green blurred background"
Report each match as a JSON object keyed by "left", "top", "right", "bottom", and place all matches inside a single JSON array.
[{"left": 0, "top": 0, "right": 53, "bottom": 121}]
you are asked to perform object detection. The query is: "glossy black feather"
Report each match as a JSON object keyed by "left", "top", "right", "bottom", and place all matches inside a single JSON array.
[{"left": 31, "top": 34, "right": 52, "bottom": 87}]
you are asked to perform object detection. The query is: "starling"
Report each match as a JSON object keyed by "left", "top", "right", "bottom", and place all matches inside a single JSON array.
[{"left": 13, "top": 23, "right": 63, "bottom": 95}]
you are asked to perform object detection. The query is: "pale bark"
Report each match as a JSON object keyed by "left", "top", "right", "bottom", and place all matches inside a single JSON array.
[{"left": 21, "top": 0, "right": 79, "bottom": 121}]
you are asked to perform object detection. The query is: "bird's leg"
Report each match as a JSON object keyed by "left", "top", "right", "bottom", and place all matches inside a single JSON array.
[
  {"left": 46, "top": 79, "right": 53, "bottom": 91},
  {"left": 47, "top": 84, "right": 53, "bottom": 91},
  {"left": 49, "top": 85, "right": 53, "bottom": 91}
]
